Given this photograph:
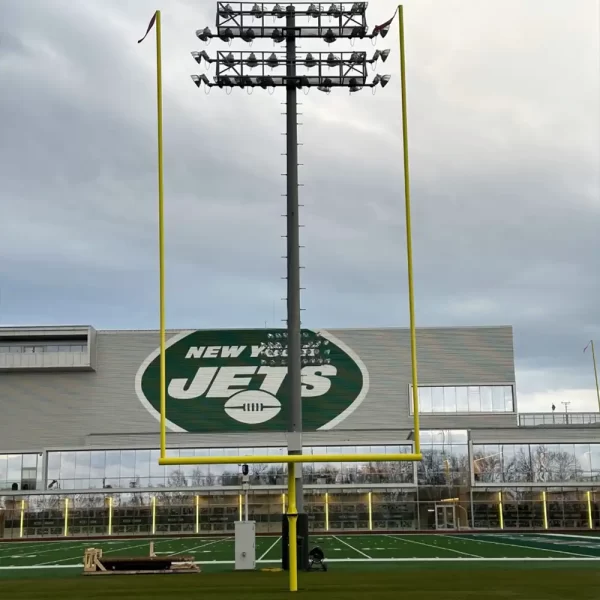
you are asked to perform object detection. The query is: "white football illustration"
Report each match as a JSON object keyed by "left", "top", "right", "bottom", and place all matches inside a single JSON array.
[{"left": 224, "top": 390, "right": 282, "bottom": 425}]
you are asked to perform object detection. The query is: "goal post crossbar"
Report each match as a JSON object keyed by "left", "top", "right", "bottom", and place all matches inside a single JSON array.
[{"left": 158, "top": 452, "right": 423, "bottom": 466}]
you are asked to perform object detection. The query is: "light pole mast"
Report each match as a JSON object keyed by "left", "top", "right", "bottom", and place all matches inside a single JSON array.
[
  {"left": 284, "top": 6, "right": 304, "bottom": 512},
  {"left": 191, "top": 1, "right": 394, "bottom": 572}
]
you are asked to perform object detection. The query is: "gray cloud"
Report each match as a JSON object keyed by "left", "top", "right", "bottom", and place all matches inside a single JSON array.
[{"left": 0, "top": 0, "right": 599, "bottom": 411}]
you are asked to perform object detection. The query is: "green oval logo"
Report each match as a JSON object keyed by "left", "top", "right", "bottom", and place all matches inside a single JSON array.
[{"left": 135, "top": 329, "right": 369, "bottom": 432}]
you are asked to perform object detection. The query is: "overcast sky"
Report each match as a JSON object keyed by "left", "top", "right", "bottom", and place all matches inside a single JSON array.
[{"left": 1, "top": 0, "right": 599, "bottom": 412}]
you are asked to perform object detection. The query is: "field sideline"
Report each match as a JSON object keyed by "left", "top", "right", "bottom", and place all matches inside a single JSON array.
[
  {"left": 1, "top": 532, "right": 600, "bottom": 572},
  {"left": 1, "top": 533, "right": 600, "bottom": 598}
]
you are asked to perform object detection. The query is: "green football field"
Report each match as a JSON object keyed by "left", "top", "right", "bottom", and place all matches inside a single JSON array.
[{"left": 1, "top": 532, "right": 600, "bottom": 598}]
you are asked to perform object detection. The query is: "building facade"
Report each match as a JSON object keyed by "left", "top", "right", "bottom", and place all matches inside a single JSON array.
[{"left": 0, "top": 324, "right": 598, "bottom": 538}]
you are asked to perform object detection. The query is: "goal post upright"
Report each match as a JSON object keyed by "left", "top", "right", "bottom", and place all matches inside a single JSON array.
[{"left": 157, "top": 0, "right": 422, "bottom": 468}]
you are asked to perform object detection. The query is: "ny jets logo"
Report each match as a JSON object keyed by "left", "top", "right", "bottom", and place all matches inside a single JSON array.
[{"left": 135, "top": 329, "right": 369, "bottom": 433}]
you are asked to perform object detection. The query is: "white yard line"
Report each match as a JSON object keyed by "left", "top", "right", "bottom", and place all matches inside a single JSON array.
[
  {"left": 3, "top": 556, "right": 600, "bottom": 571},
  {"left": 386, "top": 535, "right": 481, "bottom": 558},
  {"left": 258, "top": 536, "right": 281, "bottom": 561},
  {"left": 332, "top": 536, "right": 372, "bottom": 559},
  {"left": 179, "top": 537, "right": 232, "bottom": 554},
  {"left": 0, "top": 541, "right": 88, "bottom": 558},
  {"left": 544, "top": 533, "right": 600, "bottom": 542},
  {"left": 457, "top": 535, "right": 593, "bottom": 558}
]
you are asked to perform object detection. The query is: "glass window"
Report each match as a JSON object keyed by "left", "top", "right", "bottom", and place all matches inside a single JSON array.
[
  {"left": 74, "top": 451, "right": 91, "bottom": 479},
  {"left": 134, "top": 449, "right": 151, "bottom": 475},
  {"left": 104, "top": 450, "right": 121, "bottom": 478},
  {"left": 90, "top": 451, "right": 106, "bottom": 479},
  {"left": 431, "top": 387, "right": 444, "bottom": 412},
  {"left": 590, "top": 444, "right": 600, "bottom": 477},
  {"left": 443, "top": 387, "right": 457, "bottom": 412},
  {"left": 468, "top": 386, "right": 481, "bottom": 412},
  {"left": 149, "top": 449, "right": 165, "bottom": 486},
  {"left": 504, "top": 386, "right": 514, "bottom": 411},
  {"left": 60, "top": 452, "right": 76, "bottom": 480},
  {"left": 0, "top": 455, "right": 7, "bottom": 483},
  {"left": 514, "top": 445, "right": 533, "bottom": 482},
  {"left": 480, "top": 386, "right": 493, "bottom": 412},
  {"left": 417, "top": 387, "right": 432, "bottom": 413},
  {"left": 456, "top": 387, "right": 469, "bottom": 412},
  {"left": 492, "top": 386, "right": 505, "bottom": 411},
  {"left": 120, "top": 450, "right": 136, "bottom": 480},
  {"left": 47, "top": 452, "right": 61, "bottom": 483},
  {"left": 448, "top": 430, "right": 468, "bottom": 444},
  {"left": 22, "top": 454, "right": 38, "bottom": 469}
]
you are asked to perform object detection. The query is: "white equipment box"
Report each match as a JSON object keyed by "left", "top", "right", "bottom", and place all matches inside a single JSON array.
[{"left": 234, "top": 520, "right": 256, "bottom": 570}]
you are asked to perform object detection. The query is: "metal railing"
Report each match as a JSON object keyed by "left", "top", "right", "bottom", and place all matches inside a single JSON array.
[{"left": 518, "top": 412, "right": 600, "bottom": 427}]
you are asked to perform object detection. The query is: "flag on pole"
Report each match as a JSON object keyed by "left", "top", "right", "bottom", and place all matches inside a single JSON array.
[
  {"left": 138, "top": 11, "right": 158, "bottom": 44},
  {"left": 584, "top": 341, "right": 591, "bottom": 353},
  {"left": 372, "top": 7, "right": 399, "bottom": 36}
]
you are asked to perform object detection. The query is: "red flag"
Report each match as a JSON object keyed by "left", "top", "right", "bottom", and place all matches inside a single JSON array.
[
  {"left": 372, "top": 8, "right": 398, "bottom": 36},
  {"left": 138, "top": 11, "right": 157, "bottom": 44}
]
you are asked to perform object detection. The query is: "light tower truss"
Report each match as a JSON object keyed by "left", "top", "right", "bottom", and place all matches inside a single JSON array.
[
  {"left": 198, "top": 2, "right": 393, "bottom": 42},
  {"left": 191, "top": 49, "right": 391, "bottom": 91}
]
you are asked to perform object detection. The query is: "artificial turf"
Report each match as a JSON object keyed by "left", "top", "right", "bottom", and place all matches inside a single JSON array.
[
  {"left": 1, "top": 533, "right": 600, "bottom": 598},
  {"left": 1, "top": 568, "right": 600, "bottom": 599}
]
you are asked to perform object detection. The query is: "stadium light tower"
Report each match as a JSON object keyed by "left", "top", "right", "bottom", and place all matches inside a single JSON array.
[{"left": 190, "top": 0, "right": 393, "bottom": 575}]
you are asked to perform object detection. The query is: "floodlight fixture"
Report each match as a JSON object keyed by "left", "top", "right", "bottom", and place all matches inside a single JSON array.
[
  {"left": 219, "top": 3, "right": 234, "bottom": 17},
  {"left": 348, "top": 77, "right": 362, "bottom": 93},
  {"left": 272, "top": 28, "right": 285, "bottom": 43},
  {"left": 323, "top": 28, "right": 336, "bottom": 44},
  {"left": 239, "top": 75, "right": 254, "bottom": 88},
  {"left": 223, "top": 52, "right": 237, "bottom": 66},
  {"left": 296, "top": 75, "right": 310, "bottom": 89},
  {"left": 196, "top": 27, "right": 213, "bottom": 42},
  {"left": 251, "top": 3, "right": 263, "bottom": 18},
  {"left": 273, "top": 3, "right": 285, "bottom": 18},
  {"left": 217, "top": 75, "right": 234, "bottom": 87},
  {"left": 246, "top": 52, "right": 259, "bottom": 68},
  {"left": 241, "top": 27, "right": 256, "bottom": 42},
  {"left": 304, "top": 53, "right": 317, "bottom": 68},
  {"left": 349, "top": 51, "right": 364, "bottom": 64},
  {"left": 190, "top": 74, "right": 211, "bottom": 87},
  {"left": 258, "top": 75, "right": 276, "bottom": 88},
  {"left": 219, "top": 27, "right": 234, "bottom": 42},
  {"left": 327, "top": 3, "right": 341, "bottom": 18},
  {"left": 372, "top": 49, "right": 390, "bottom": 63},
  {"left": 326, "top": 53, "right": 339, "bottom": 67},
  {"left": 191, "top": 50, "right": 212, "bottom": 65},
  {"left": 307, "top": 3, "right": 320, "bottom": 18},
  {"left": 317, "top": 77, "right": 333, "bottom": 93},
  {"left": 350, "top": 26, "right": 365, "bottom": 39},
  {"left": 378, "top": 25, "right": 390, "bottom": 38},
  {"left": 267, "top": 52, "right": 279, "bottom": 68}
]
